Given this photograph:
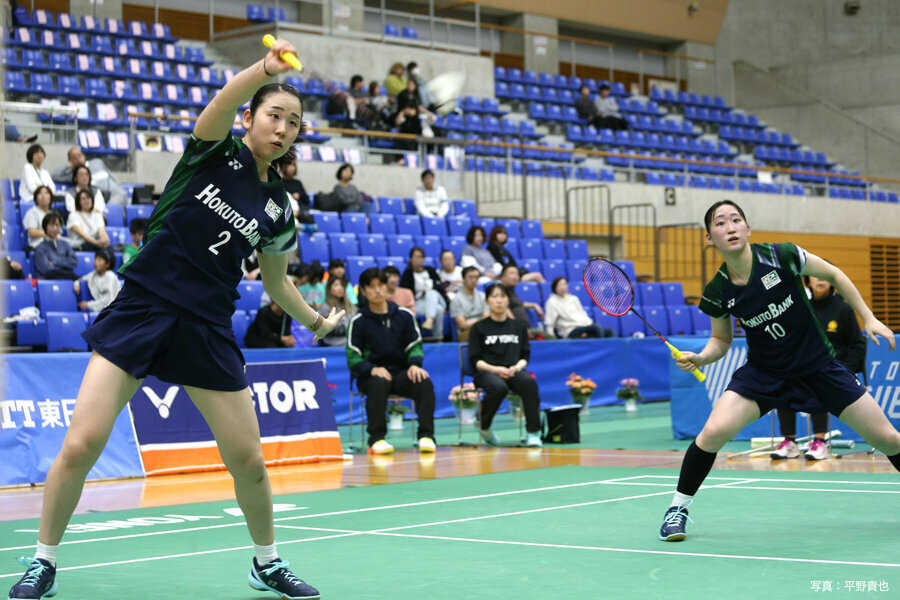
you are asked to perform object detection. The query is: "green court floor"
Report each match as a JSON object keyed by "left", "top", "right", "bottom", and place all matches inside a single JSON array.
[{"left": 2, "top": 465, "right": 896, "bottom": 599}]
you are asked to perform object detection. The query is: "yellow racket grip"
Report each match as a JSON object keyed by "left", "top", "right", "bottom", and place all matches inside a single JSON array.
[
  {"left": 664, "top": 341, "right": 706, "bottom": 382},
  {"left": 262, "top": 34, "right": 303, "bottom": 71}
]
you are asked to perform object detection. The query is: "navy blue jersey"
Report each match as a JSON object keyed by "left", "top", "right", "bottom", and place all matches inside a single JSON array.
[
  {"left": 699, "top": 243, "right": 834, "bottom": 377},
  {"left": 122, "top": 135, "right": 297, "bottom": 325}
]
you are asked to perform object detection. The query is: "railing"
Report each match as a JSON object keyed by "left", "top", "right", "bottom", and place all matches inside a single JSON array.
[
  {"left": 1, "top": 101, "right": 79, "bottom": 145},
  {"left": 657, "top": 223, "right": 707, "bottom": 290},
  {"left": 609, "top": 203, "right": 656, "bottom": 275}
]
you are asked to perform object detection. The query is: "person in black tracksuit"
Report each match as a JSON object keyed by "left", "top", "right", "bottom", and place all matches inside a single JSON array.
[
  {"left": 468, "top": 283, "right": 543, "bottom": 447},
  {"left": 346, "top": 268, "right": 436, "bottom": 453},
  {"left": 244, "top": 301, "right": 294, "bottom": 348}
]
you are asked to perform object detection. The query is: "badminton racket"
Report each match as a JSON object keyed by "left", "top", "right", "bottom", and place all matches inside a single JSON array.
[{"left": 583, "top": 257, "right": 705, "bottom": 382}]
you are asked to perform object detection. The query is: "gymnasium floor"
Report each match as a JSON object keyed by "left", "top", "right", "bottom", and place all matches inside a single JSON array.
[{"left": 1, "top": 403, "right": 897, "bottom": 599}]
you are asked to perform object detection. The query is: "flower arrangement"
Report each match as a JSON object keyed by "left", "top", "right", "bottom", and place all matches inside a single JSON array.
[
  {"left": 565, "top": 373, "right": 597, "bottom": 405},
  {"left": 616, "top": 378, "right": 643, "bottom": 412},
  {"left": 448, "top": 383, "right": 480, "bottom": 410}
]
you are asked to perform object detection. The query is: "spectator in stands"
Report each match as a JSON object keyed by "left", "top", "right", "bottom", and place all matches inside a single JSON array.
[
  {"left": 23, "top": 185, "right": 53, "bottom": 248},
  {"left": 438, "top": 250, "right": 463, "bottom": 300},
  {"left": 317, "top": 164, "right": 369, "bottom": 213},
  {"left": 299, "top": 260, "right": 326, "bottom": 308},
  {"left": 486, "top": 225, "right": 546, "bottom": 283},
  {"left": 406, "top": 62, "right": 435, "bottom": 111},
  {"left": 2, "top": 254, "right": 25, "bottom": 280},
  {"left": 67, "top": 189, "right": 110, "bottom": 252},
  {"left": 73, "top": 249, "right": 121, "bottom": 312},
  {"left": 19, "top": 143, "right": 56, "bottom": 200},
  {"left": 460, "top": 225, "right": 500, "bottom": 280},
  {"left": 594, "top": 84, "right": 628, "bottom": 131},
  {"left": 394, "top": 78, "right": 433, "bottom": 152},
  {"left": 347, "top": 267, "right": 436, "bottom": 454},
  {"left": 279, "top": 160, "right": 314, "bottom": 230},
  {"left": 468, "top": 283, "right": 543, "bottom": 447},
  {"left": 52, "top": 146, "right": 128, "bottom": 206},
  {"left": 245, "top": 300, "right": 295, "bottom": 348},
  {"left": 384, "top": 62, "right": 408, "bottom": 98},
  {"left": 34, "top": 212, "right": 78, "bottom": 280},
  {"left": 413, "top": 169, "right": 449, "bottom": 217},
  {"left": 499, "top": 263, "right": 544, "bottom": 325},
  {"left": 327, "top": 258, "right": 358, "bottom": 304},
  {"left": 400, "top": 246, "right": 447, "bottom": 339},
  {"left": 121, "top": 218, "right": 147, "bottom": 267},
  {"left": 450, "top": 266, "right": 487, "bottom": 342},
  {"left": 382, "top": 265, "right": 415, "bottom": 311},
  {"left": 544, "top": 276, "right": 612, "bottom": 339},
  {"left": 367, "top": 81, "right": 393, "bottom": 130},
  {"left": 64, "top": 165, "right": 106, "bottom": 215},
  {"left": 317, "top": 276, "right": 356, "bottom": 347},
  {"left": 5, "top": 123, "right": 37, "bottom": 144}
]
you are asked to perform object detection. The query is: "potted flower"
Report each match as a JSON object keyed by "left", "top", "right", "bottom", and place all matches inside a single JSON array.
[
  {"left": 565, "top": 373, "right": 597, "bottom": 415},
  {"left": 617, "top": 378, "right": 643, "bottom": 412},
  {"left": 386, "top": 400, "right": 410, "bottom": 430},
  {"left": 449, "top": 383, "right": 480, "bottom": 424}
]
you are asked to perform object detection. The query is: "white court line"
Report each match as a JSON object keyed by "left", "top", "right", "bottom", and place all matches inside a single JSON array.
[{"left": 632, "top": 475, "right": 900, "bottom": 485}]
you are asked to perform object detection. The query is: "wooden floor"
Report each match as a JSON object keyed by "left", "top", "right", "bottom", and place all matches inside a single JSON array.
[{"left": 1, "top": 446, "right": 895, "bottom": 522}]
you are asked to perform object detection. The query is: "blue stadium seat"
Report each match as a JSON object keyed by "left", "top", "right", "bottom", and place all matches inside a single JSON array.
[
  {"left": 566, "top": 259, "right": 587, "bottom": 281},
  {"left": 567, "top": 280, "right": 592, "bottom": 309},
  {"left": 667, "top": 307, "right": 693, "bottom": 335},
  {"left": 125, "top": 205, "right": 153, "bottom": 222},
  {"left": 340, "top": 212, "right": 368, "bottom": 235},
  {"left": 565, "top": 239, "right": 589, "bottom": 260},
  {"left": 369, "top": 214, "right": 396, "bottom": 235},
  {"left": 637, "top": 282, "right": 664, "bottom": 307},
  {"left": 662, "top": 282, "right": 685, "bottom": 306},
  {"left": 376, "top": 256, "right": 406, "bottom": 272},
  {"left": 235, "top": 281, "right": 265, "bottom": 312},
  {"left": 345, "top": 256, "right": 376, "bottom": 284},
  {"left": 1, "top": 280, "right": 35, "bottom": 317},
  {"left": 452, "top": 200, "right": 477, "bottom": 218},
  {"left": 377, "top": 196, "right": 403, "bottom": 214},
  {"left": 231, "top": 311, "right": 249, "bottom": 348},
  {"left": 388, "top": 235, "right": 415, "bottom": 257},
  {"left": 688, "top": 305, "right": 711, "bottom": 335},
  {"left": 417, "top": 235, "right": 442, "bottom": 258},
  {"left": 74, "top": 252, "right": 95, "bottom": 277},
  {"left": 643, "top": 305, "right": 670, "bottom": 335},
  {"left": 396, "top": 215, "right": 422, "bottom": 235},
  {"left": 359, "top": 233, "right": 388, "bottom": 257},
  {"left": 447, "top": 216, "right": 472, "bottom": 238},
  {"left": 36, "top": 281, "right": 77, "bottom": 315},
  {"left": 46, "top": 312, "right": 88, "bottom": 352},
  {"left": 442, "top": 236, "right": 466, "bottom": 258},
  {"left": 618, "top": 312, "right": 646, "bottom": 336},
  {"left": 313, "top": 212, "right": 341, "bottom": 234},
  {"left": 518, "top": 239, "right": 544, "bottom": 260},
  {"left": 591, "top": 306, "right": 621, "bottom": 337},
  {"left": 298, "top": 232, "right": 329, "bottom": 263},
  {"left": 493, "top": 218, "right": 519, "bottom": 239},
  {"left": 519, "top": 258, "right": 540, "bottom": 274},
  {"left": 542, "top": 239, "right": 566, "bottom": 260},
  {"left": 421, "top": 217, "right": 448, "bottom": 237},
  {"left": 517, "top": 282, "right": 542, "bottom": 306},
  {"left": 614, "top": 261, "right": 636, "bottom": 281},
  {"left": 520, "top": 220, "right": 543, "bottom": 239},
  {"left": 329, "top": 233, "right": 359, "bottom": 258},
  {"left": 542, "top": 260, "right": 566, "bottom": 282}
]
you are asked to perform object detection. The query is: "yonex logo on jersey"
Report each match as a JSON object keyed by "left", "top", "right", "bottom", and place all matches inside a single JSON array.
[
  {"left": 228, "top": 158, "right": 242, "bottom": 171},
  {"left": 742, "top": 293, "right": 795, "bottom": 329},
  {"left": 195, "top": 183, "right": 261, "bottom": 246},
  {"left": 761, "top": 270, "right": 781, "bottom": 290},
  {"left": 727, "top": 298, "right": 735, "bottom": 309},
  {"left": 264, "top": 198, "right": 283, "bottom": 222}
]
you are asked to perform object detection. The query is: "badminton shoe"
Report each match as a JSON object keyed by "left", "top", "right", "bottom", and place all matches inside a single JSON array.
[
  {"left": 770, "top": 439, "right": 800, "bottom": 459},
  {"left": 368, "top": 439, "right": 394, "bottom": 455},
  {"left": 805, "top": 439, "right": 829, "bottom": 460},
  {"left": 8, "top": 557, "right": 57, "bottom": 599},
  {"left": 525, "top": 432, "right": 543, "bottom": 447},
  {"left": 659, "top": 500, "right": 693, "bottom": 542},
  {"left": 249, "top": 558, "right": 320, "bottom": 600},
  {"left": 418, "top": 437, "right": 436, "bottom": 453},
  {"left": 479, "top": 429, "right": 500, "bottom": 446}
]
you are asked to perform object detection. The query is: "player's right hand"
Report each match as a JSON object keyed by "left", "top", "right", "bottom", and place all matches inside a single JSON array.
[
  {"left": 864, "top": 317, "right": 896, "bottom": 350},
  {"left": 675, "top": 351, "right": 703, "bottom": 372},
  {"left": 263, "top": 38, "right": 299, "bottom": 75}
]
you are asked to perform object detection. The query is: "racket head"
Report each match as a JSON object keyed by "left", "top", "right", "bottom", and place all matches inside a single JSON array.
[{"left": 582, "top": 257, "right": 635, "bottom": 317}]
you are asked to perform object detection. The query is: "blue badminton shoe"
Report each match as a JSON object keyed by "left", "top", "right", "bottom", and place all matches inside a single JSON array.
[
  {"left": 249, "top": 558, "right": 320, "bottom": 599},
  {"left": 8, "top": 557, "right": 57, "bottom": 599},
  {"left": 659, "top": 500, "right": 693, "bottom": 542}
]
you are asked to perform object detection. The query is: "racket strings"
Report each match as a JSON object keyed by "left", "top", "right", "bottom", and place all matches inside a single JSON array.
[{"left": 583, "top": 260, "right": 634, "bottom": 317}]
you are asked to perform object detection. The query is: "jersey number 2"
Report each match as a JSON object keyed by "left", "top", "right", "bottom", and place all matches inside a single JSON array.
[{"left": 208, "top": 230, "right": 231, "bottom": 255}]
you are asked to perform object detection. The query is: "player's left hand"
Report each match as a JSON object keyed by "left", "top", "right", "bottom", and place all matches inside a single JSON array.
[
  {"left": 864, "top": 317, "right": 895, "bottom": 350},
  {"left": 407, "top": 365, "right": 430, "bottom": 383},
  {"left": 263, "top": 38, "right": 299, "bottom": 76},
  {"left": 313, "top": 306, "right": 345, "bottom": 343}
]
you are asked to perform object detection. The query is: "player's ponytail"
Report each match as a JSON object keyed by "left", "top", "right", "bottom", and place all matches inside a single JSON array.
[{"left": 248, "top": 82, "right": 306, "bottom": 170}]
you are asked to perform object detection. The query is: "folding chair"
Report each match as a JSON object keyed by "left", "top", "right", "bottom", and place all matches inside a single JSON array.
[
  {"left": 347, "top": 376, "right": 417, "bottom": 453},
  {"left": 457, "top": 344, "right": 525, "bottom": 446}
]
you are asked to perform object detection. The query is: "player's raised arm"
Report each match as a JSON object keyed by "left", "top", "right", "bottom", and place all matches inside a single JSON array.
[
  {"left": 194, "top": 38, "right": 299, "bottom": 142},
  {"left": 803, "top": 252, "right": 895, "bottom": 350},
  {"left": 675, "top": 315, "right": 732, "bottom": 372}
]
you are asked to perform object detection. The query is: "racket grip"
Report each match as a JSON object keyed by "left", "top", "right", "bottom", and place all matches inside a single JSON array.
[
  {"left": 262, "top": 34, "right": 303, "bottom": 71},
  {"left": 664, "top": 341, "right": 706, "bottom": 383}
]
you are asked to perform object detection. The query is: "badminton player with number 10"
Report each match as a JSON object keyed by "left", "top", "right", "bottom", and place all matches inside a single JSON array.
[
  {"left": 8, "top": 38, "right": 341, "bottom": 600},
  {"left": 659, "top": 200, "right": 900, "bottom": 542}
]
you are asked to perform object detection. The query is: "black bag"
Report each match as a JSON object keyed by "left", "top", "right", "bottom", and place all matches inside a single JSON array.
[
  {"left": 542, "top": 404, "right": 581, "bottom": 443},
  {"left": 132, "top": 186, "right": 154, "bottom": 205}
]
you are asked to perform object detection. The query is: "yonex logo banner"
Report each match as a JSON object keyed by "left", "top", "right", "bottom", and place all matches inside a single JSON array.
[{"left": 130, "top": 360, "right": 343, "bottom": 476}]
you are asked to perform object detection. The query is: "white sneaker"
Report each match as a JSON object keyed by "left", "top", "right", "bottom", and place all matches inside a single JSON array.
[
  {"left": 368, "top": 439, "right": 394, "bottom": 455},
  {"left": 525, "top": 432, "right": 543, "bottom": 447},
  {"left": 770, "top": 439, "right": 800, "bottom": 459},
  {"left": 480, "top": 429, "right": 500, "bottom": 446},
  {"left": 805, "top": 439, "right": 829, "bottom": 460},
  {"left": 418, "top": 437, "right": 436, "bottom": 453}
]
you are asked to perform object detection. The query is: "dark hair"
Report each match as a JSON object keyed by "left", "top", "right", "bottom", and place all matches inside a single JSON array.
[
  {"left": 461, "top": 265, "right": 480, "bottom": 278},
  {"left": 72, "top": 164, "right": 91, "bottom": 186},
  {"left": 359, "top": 267, "right": 387, "bottom": 289},
  {"left": 94, "top": 248, "right": 115, "bottom": 270},
  {"left": 292, "top": 262, "right": 311, "bottom": 280},
  {"left": 41, "top": 211, "right": 62, "bottom": 233},
  {"left": 484, "top": 283, "right": 509, "bottom": 299},
  {"left": 421, "top": 169, "right": 435, "bottom": 181},
  {"left": 26, "top": 144, "right": 45, "bottom": 164},
  {"left": 703, "top": 200, "right": 747, "bottom": 234},
  {"left": 803, "top": 259, "right": 835, "bottom": 295},
  {"left": 409, "top": 246, "right": 425, "bottom": 259},
  {"left": 599, "top": 84, "right": 611, "bottom": 92},
  {"left": 307, "top": 260, "right": 325, "bottom": 283},
  {"left": 439, "top": 249, "right": 454, "bottom": 260},
  {"left": 328, "top": 258, "right": 346, "bottom": 271},
  {"left": 350, "top": 74, "right": 364, "bottom": 88},
  {"left": 488, "top": 225, "right": 507, "bottom": 246},
  {"left": 500, "top": 263, "right": 518, "bottom": 278},
  {"left": 551, "top": 276, "right": 567, "bottom": 295},
  {"left": 465, "top": 225, "right": 486, "bottom": 245},
  {"left": 75, "top": 188, "right": 94, "bottom": 212},
  {"left": 579, "top": 84, "right": 590, "bottom": 93},
  {"left": 407, "top": 62, "right": 418, "bottom": 72},
  {"left": 368, "top": 81, "right": 380, "bottom": 96},
  {"left": 129, "top": 218, "right": 148, "bottom": 235},
  {"left": 336, "top": 163, "right": 354, "bottom": 180},
  {"left": 248, "top": 82, "right": 305, "bottom": 169},
  {"left": 32, "top": 185, "right": 53, "bottom": 205},
  {"left": 382, "top": 265, "right": 400, "bottom": 277}
]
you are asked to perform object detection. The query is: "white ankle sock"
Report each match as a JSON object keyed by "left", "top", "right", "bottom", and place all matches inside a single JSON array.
[
  {"left": 670, "top": 492, "right": 693, "bottom": 509},
  {"left": 34, "top": 542, "right": 58, "bottom": 567},
  {"left": 254, "top": 543, "right": 279, "bottom": 565}
]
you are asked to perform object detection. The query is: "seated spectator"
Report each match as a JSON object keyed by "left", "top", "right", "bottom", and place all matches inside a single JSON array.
[
  {"left": 290, "top": 262, "right": 310, "bottom": 289},
  {"left": 592, "top": 84, "right": 628, "bottom": 131},
  {"left": 245, "top": 300, "right": 294, "bottom": 348},
  {"left": 2, "top": 254, "right": 25, "bottom": 280},
  {"left": 468, "top": 283, "right": 542, "bottom": 447},
  {"left": 299, "top": 260, "right": 326, "bottom": 308},
  {"left": 544, "top": 276, "right": 613, "bottom": 338},
  {"left": 317, "top": 276, "right": 356, "bottom": 346},
  {"left": 347, "top": 267, "right": 436, "bottom": 454},
  {"left": 52, "top": 146, "right": 127, "bottom": 206},
  {"left": 394, "top": 78, "right": 434, "bottom": 151},
  {"left": 20, "top": 143, "right": 56, "bottom": 200},
  {"left": 279, "top": 159, "right": 314, "bottom": 228},
  {"left": 384, "top": 62, "right": 408, "bottom": 99},
  {"left": 23, "top": 185, "right": 53, "bottom": 248},
  {"left": 406, "top": 62, "right": 435, "bottom": 112},
  {"left": 499, "top": 264, "right": 545, "bottom": 325},
  {"left": 450, "top": 266, "right": 487, "bottom": 342},
  {"left": 487, "top": 225, "right": 546, "bottom": 283},
  {"left": 438, "top": 250, "right": 463, "bottom": 300},
  {"left": 413, "top": 169, "right": 449, "bottom": 217},
  {"left": 316, "top": 164, "right": 369, "bottom": 213},
  {"left": 382, "top": 265, "right": 415, "bottom": 311},
  {"left": 34, "top": 212, "right": 78, "bottom": 280},
  {"left": 400, "top": 246, "right": 447, "bottom": 339},
  {"left": 73, "top": 249, "right": 121, "bottom": 312},
  {"left": 327, "top": 258, "right": 358, "bottom": 304},
  {"left": 64, "top": 165, "right": 106, "bottom": 215},
  {"left": 460, "top": 225, "right": 500, "bottom": 280},
  {"left": 67, "top": 189, "right": 110, "bottom": 251},
  {"left": 121, "top": 218, "right": 147, "bottom": 267},
  {"left": 5, "top": 123, "right": 37, "bottom": 144}
]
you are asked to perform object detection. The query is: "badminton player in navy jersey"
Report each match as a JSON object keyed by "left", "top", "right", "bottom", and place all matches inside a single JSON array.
[
  {"left": 8, "top": 39, "right": 341, "bottom": 600},
  {"left": 658, "top": 200, "right": 900, "bottom": 542}
]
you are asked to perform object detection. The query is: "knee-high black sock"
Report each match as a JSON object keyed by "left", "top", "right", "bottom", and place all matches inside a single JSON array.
[
  {"left": 889, "top": 452, "right": 900, "bottom": 473},
  {"left": 677, "top": 441, "right": 718, "bottom": 496}
]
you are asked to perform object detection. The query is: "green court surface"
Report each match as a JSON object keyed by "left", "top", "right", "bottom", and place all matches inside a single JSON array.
[{"left": 2, "top": 465, "right": 896, "bottom": 599}]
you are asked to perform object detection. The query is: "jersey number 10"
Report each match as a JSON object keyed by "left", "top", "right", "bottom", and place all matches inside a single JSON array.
[{"left": 764, "top": 323, "right": 786, "bottom": 340}]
